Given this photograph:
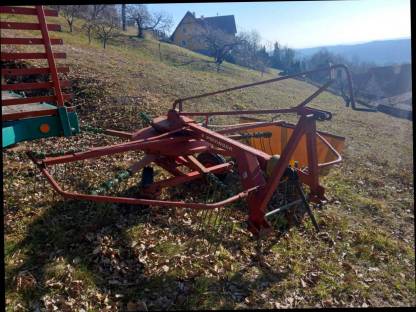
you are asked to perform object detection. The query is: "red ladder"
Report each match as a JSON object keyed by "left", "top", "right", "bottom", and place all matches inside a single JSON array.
[{"left": 1, "top": 5, "right": 74, "bottom": 122}]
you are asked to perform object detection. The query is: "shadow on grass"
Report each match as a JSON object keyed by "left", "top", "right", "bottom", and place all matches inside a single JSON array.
[{"left": 6, "top": 187, "right": 291, "bottom": 310}]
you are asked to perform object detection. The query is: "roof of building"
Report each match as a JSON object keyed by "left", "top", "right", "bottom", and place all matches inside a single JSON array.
[
  {"left": 171, "top": 11, "right": 237, "bottom": 40},
  {"left": 197, "top": 15, "right": 237, "bottom": 34}
]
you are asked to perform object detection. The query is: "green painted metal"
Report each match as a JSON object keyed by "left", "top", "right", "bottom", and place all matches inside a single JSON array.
[
  {"left": 2, "top": 111, "right": 80, "bottom": 148},
  {"left": 58, "top": 106, "right": 73, "bottom": 136}
]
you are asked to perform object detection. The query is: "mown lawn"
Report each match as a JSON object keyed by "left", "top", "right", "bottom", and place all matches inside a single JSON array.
[{"left": 3, "top": 10, "right": 415, "bottom": 311}]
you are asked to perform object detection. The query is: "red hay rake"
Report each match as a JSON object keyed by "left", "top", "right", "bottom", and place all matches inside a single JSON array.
[{"left": 28, "top": 64, "right": 371, "bottom": 239}]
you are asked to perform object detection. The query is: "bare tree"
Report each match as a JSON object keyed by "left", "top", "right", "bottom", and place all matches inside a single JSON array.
[
  {"left": 229, "top": 30, "right": 270, "bottom": 73},
  {"left": 61, "top": 5, "right": 82, "bottom": 33},
  {"left": 126, "top": 4, "right": 172, "bottom": 38},
  {"left": 198, "top": 28, "right": 244, "bottom": 72},
  {"left": 121, "top": 4, "right": 126, "bottom": 31},
  {"left": 82, "top": 5, "right": 106, "bottom": 44},
  {"left": 94, "top": 7, "right": 120, "bottom": 49}
]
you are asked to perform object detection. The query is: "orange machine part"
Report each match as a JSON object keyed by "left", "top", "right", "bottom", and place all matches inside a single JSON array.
[{"left": 241, "top": 123, "right": 345, "bottom": 168}]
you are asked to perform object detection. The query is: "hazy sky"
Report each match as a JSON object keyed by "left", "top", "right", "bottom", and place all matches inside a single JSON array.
[{"left": 148, "top": 0, "right": 411, "bottom": 49}]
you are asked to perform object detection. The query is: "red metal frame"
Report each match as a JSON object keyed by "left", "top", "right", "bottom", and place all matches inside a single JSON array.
[
  {"left": 2, "top": 106, "right": 75, "bottom": 122},
  {"left": 1, "top": 67, "right": 69, "bottom": 76},
  {"left": 28, "top": 64, "right": 361, "bottom": 237},
  {"left": 1, "top": 81, "right": 71, "bottom": 91},
  {"left": 1, "top": 38, "right": 63, "bottom": 45},
  {"left": 0, "top": 6, "right": 58, "bottom": 16},
  {"left": 2, "top": 94, "right": 72, "bottom": 106},
  {"left": 1, "top": 5, "right": 75, "bottom": 122},
  {"left": 0, "top": 21, "right": 61, "bottom": 31},
  {"left": 1, "top": 52, "right": 66, "bottom": 60}
]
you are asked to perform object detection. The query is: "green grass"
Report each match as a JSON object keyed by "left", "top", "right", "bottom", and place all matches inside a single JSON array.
[{"left": 2, "top": 9, "right": 415, "bottom": 310}]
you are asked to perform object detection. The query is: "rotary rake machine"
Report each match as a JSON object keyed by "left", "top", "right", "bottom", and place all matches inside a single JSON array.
[{"left": 28, "top": 64, "right": 372, "bottom": 241}]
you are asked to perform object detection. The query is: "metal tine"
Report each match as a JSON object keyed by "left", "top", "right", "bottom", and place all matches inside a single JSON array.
[
  {"left": 193, "top": 210, "right": 208, "bottom": 251},
  {"left": 213, "top": 207, "right": 226, "bottom": 230},
  {"left": 33, "top": 167, "right": 37, "bottom": 199},
  {"left": 209, "top": 233, "right": 221, "bottom": 254},
  {"left": 211, "top": 207, "right": 229, "bottom": 254},
  {"left": 211, "top": 206, "right": 235, "bottom": 254},
  {"left": 198, "top": 208, "right": 209, "bottom": 233},
  {"left": 267, "top": 137, "right": 273, "bottom": 155},
  {"left": 261, "top": 137, "right": 267, "bottom": 154},
  {"left": 205, "top": 209, "right": 214, "bottom": 230},
  {"left": 196, "top": 209, "right": 204, "bottom": 228},
  {"left": 42, "top": 175, "right": 46, "bottom": 202},
  {"left": 196, "top": 210, "right": 209, "bottom": 250},
  {"left": 62, "top": 164, "right": 68, "bottom": 207},
  {"left": 63, "top": 163, "right": 67, "bottom": 192},
  {"left": 211, "top": 207, "right": 222, "bottom": 233},
  {"left": 223, "top": 207, "right": 234, "bottom": 236},
  {"left": 218, "top": 206, "right": 232, "bottom": 236},
  {"left": 205, "top": 209, "right": 219, "bottom": 252},
  {"left": 187, "top": 209, "right": 200, "bottom": 248},
  {"left": 191, "top": 209, "right": 200, "bottom": 233},
  {"left": 258, "top": 137, "right": 265, "bottom": 153},
  {"left": 270, "top": 214, "right": 281, "bottom": 231},
  {"left": 212, "top": 207, "right": 221, "bottom": 229},
  {"left": 51, "top": 166, "right": 56, "bottom": 203}
]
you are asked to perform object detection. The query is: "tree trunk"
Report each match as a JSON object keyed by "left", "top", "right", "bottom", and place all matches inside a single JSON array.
[
  {"left": 103, "top": 38, "right": 107, "bottom": 49},
  {"left": 88, "top": 29, "right": 92, "bottom": 44},
  {"left": 122, "top": 4, "right": 126, "bottom": 31},
  {"left": 137, "top": 25, "right": 144, "bottom": 38},
  {"left": 69, "top": 22, "right": 73, "bottom": 33}
]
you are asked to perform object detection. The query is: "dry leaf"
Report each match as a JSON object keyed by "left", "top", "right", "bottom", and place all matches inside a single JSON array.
[{"left": 300, "top": 278, "right": 307, "bottom": 288}]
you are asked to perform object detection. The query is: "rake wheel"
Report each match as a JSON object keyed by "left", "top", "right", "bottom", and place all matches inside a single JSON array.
[
  {"left": 197, "top": 152, "right": 227, "bottom": 180},
  {"left": 265, "top": 168, "right": 308, "bottom": 234}
]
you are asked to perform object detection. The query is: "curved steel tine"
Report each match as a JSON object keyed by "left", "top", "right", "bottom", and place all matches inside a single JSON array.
[
  {"left": 205, "top": 209, "right": 214, "bottom": 229},
  {"left": 267, "top": 137, "right": 273, "bottom": 155},
  {"left": 33, "top": 166, "right": 37, "bottom": 199},
  {"left": 215, "top": 207, "right": 224, "bottom": 230},
  {"left": 64, "top": 163, "right": 67, "bottom": 192},
  {"left": 42, "top": 175, "right": 46, "bottom": 201},
  {"left": 198, "top": 209, "right": 209, "bottom": 232}
]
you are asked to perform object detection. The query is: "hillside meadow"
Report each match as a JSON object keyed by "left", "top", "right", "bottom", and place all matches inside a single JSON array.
[{"left": 2, "top": 11, "right": 414, "bottom": 310}]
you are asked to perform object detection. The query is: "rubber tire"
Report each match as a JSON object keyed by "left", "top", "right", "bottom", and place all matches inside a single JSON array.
[{"left": 196, "top": 152, "right": 227, "bottom": 180}]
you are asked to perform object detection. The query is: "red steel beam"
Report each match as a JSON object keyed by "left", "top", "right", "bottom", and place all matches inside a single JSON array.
[
  {"left": 129, "top": 154, "right": 158, "bottom": 174},
  {"left": 2, "top": 106, "right": 75, "bottom": 121},
  {"left": 1, "top": 52, "right": 66, "bottom": 60},
  {"left": 185, "top": 155, "right": 210, "bottom": 174},
  {"left": 1, "top": 67, "right": 69, "bottom": 76},
  {"left": 0, "top": 6, "right": 58, "bottom": 16},
  {"left": 1, "top": 37, "right": 63, "bottom": 45},
  {"left": 316, "top": 133, "right": 342, "bottom": 168},
  {"left": 36, "top": 5, "right": 65, "bottom": 107},
  {"left": 103, "top": 129, "right": 134, "bottom": 139},
  {"left": 1, "top": 81, "right": 71, "bottom": 91},
  {"left": 31, "top": 155, "right": 258, "bottom": 209},
  {"left": 146, "top": 162, "right": 233, "bottom": 193},
  {"left": 0, "top": 21, "right": 61, "bottom": 31},
  {"left": 173, "top": 64, "right": 356, "bottom": 111},
  {"left": 254, "top": 115, "right": 313, "bottom": 225},
  {"left": 180, "top": 107, "right": 297, "bottom": 117},
  {"left": 2, "top": 94, "right": 72, "bottom": 106},
  {"left": 41, "top": 136, "right": 191, "bottom": 166},
  {"left": 187, "top": 122, "right": 271, "bottom": 164},
  {"left": 306, "top": 120, "right": 320, "bottom": 195}
]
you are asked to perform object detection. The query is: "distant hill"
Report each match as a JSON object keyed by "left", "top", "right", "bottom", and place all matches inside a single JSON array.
[{"left": 296, "top": 38, "right": 411, "bottom": 66}]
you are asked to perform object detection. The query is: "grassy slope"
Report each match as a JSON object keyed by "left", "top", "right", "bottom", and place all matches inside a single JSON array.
[{"left": 3, "top": 13, "right": 414, "bottom": 310}]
